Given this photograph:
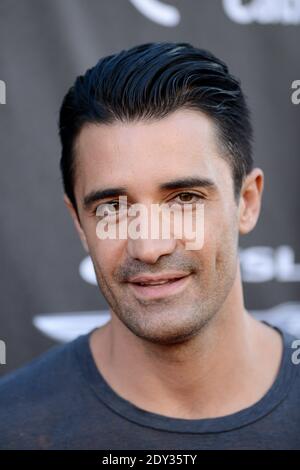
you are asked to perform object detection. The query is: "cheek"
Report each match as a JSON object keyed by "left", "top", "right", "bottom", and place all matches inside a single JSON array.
[
  {"left": 86, "top": 227, "right": 126, "bottom": 277},
  {"left": 215, "top": 222, "right": 239, "bottom": 273},
  {"left": 201, "top": 208, "right": 238, "bottom": 268}
]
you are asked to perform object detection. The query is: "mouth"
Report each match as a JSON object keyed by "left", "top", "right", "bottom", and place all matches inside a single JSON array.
[{"left": 127, "top": 274, "right": 192, "bottom": 300}]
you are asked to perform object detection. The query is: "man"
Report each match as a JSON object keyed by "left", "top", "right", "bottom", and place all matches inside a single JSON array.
[{"left": 0, "top": 42, "right": 299, "bottom": 450}]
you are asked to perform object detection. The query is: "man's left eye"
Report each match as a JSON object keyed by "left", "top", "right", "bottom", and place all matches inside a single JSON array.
[{"left": 173, "top": 192, "right": 203, "bottom": 204}]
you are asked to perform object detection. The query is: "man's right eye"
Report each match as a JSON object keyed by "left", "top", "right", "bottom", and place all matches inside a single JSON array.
[{"left": 95, "top": 200, "right": 127, "bottom": 217}]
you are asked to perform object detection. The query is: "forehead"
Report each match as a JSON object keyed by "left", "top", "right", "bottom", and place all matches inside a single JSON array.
[{"left": 74, "top": 108, "right": 232, "bottom": 198}]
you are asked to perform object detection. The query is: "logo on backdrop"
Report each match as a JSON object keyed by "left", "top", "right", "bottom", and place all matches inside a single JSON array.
[
  {"left": 129, "top": 0, "right": 300, "bottom": 25},
  {"left": 223, "top": 0, "right": 300, "bottom": 24},
  {"left": 129, "top": 0, "right": 180, "bottom": 27}
]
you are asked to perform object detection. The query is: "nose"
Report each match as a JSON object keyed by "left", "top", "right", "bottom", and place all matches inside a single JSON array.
[
  {"left": 127, "top": 237, "right": 177, "bottom": 264},
  {"left": 125, "top": 201, "right": 178, "bottom": 263}
]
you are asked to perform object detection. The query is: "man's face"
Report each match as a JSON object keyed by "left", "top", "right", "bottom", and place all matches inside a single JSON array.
[{"left": 72, "top": 109, "right": 241, "bottom": 344}]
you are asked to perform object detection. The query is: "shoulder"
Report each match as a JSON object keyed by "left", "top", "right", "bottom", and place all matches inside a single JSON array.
[
  {"left": 0, "top": 335, "right": 87, "bottom": 431},
  {"left": 0, "top": 334, "right": 89, "bottom": 448},
  {"left": 0, "top": 338, "right": 76, "bottom": 398}
]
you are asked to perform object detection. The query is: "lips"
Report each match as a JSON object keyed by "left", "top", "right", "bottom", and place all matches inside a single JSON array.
[
  {"left": 136, "top": 279, "right": 174, "bottom": 286},
  {"left": 127, "top": 273, "right": 191, "bottom": 300},
  {"left": 128, "top": 272, "right": 189, "bottom": 285}
]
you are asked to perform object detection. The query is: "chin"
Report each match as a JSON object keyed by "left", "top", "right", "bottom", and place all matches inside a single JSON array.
[{"left": 125, "top": 314, "right": 207, "bottom": 346}]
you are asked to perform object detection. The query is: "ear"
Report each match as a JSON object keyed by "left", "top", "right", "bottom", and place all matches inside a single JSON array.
[
  {"left": 63, "top": 194, "right": 89, "bottom": 253},
  {"left": 238, "top": 168, "right": 264, "bottom": 235}
]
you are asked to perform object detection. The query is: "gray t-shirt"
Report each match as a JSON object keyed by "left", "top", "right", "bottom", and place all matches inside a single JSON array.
[{"left": 0, "top": 322, "right": 299, "bottom": 450}]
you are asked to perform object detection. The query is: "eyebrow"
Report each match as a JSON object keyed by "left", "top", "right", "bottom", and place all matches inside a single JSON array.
[
  {"left": 83, "top": 187, "right": 128, "bottom": 210},
  {"left": 83, "top": 177, "right": 217, "bottom": 210},
  {"left": 159, "top": 177, "right": 217, "bottom": 192}
]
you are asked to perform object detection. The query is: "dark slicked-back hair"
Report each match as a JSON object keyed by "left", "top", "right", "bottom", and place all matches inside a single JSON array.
[{"left": 59, "top": 42, "right": 253, "bottom": 211}]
